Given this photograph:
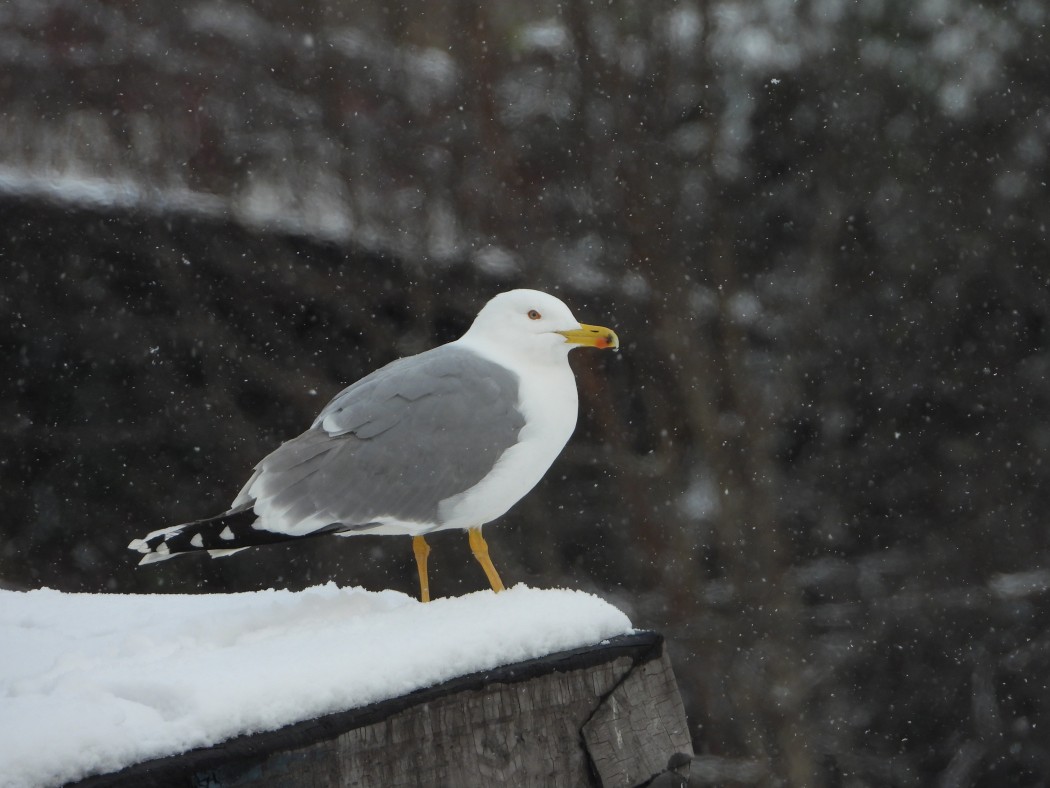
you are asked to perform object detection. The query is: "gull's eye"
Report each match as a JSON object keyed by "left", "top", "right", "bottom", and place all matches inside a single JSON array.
[{"left": 527, "top": 309, "right": 542, "bottom": 320}]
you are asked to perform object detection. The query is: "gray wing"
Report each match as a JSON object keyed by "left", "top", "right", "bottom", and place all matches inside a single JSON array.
[{"left": 232, "top": 345, "right": 525, "bottom": 536}]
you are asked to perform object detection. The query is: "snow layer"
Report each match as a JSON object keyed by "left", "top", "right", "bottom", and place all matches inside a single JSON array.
[{"left": 0, "top": 584, "right": 632, "bottom": 788}]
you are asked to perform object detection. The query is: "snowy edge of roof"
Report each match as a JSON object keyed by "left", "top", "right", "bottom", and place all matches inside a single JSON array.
[{"left": 66, "top": 631, "right": 662, "bottom": 788}]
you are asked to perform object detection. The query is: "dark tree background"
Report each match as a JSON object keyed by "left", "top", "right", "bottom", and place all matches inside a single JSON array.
[{"left": 2, "top": 1, "right": 1048, "bottom": 785}]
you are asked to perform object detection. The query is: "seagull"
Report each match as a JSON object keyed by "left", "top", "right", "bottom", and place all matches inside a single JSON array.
[{"left": 129, "top": 289, "right": 619, "bottom": 601}]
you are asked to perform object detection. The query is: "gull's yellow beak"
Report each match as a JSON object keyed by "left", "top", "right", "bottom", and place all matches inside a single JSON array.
[{"left": 556, "top": 323, "right": 620, "bottom": 350}]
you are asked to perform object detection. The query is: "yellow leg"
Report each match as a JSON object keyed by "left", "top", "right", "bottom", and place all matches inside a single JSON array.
[
  {"left": 468, "top": 527, "right": 505, "bottom": 593},
  {"left": 412, "top": 535, "right": 431, "bottom": 603}
]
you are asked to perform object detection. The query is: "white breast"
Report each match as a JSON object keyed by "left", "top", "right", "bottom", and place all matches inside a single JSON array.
[{"left": 436, "top": 348, "right": 579, "bottom": 531}]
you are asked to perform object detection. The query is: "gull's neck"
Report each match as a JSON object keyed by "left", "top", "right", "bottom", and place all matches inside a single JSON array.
[{"left": 452, "top": 332, "right": 571, "bottom": 373}]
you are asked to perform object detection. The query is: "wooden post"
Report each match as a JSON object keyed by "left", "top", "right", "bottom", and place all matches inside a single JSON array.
[{"left": 69, "top": 632, "right": 693, "bottom": 787}]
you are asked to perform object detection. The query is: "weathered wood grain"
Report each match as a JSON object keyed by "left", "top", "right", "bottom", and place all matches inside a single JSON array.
[{"left": 582, "top": 650, "right": 693, "bottom": 787}]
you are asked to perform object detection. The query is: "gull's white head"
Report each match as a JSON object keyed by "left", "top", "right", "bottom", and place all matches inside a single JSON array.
[{"left": 458, "top": 289, "right": 619, "bottom": 365}]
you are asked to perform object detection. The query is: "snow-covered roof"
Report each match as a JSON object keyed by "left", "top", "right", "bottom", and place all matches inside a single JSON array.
[{"left": 0, "top": 584, "right": 633, "bottom": 788}]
